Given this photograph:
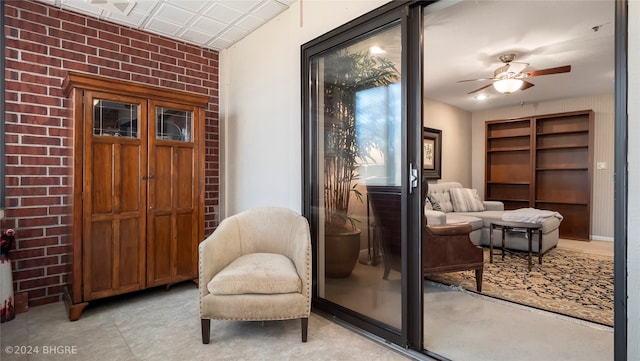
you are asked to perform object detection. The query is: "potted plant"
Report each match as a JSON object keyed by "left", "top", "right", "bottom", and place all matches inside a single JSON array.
[{"left": 322, "top": 50, "right": 399, "bottom": 278}]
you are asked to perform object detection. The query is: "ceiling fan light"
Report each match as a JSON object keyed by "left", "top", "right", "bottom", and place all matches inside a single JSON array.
[{"left": 493, "top": 78, "right": 524, "bottom": 94}]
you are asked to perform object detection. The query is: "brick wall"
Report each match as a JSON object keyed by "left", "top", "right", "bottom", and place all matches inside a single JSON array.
[{"left": 2, "top": 0, "right": 220, "bottom": 307}]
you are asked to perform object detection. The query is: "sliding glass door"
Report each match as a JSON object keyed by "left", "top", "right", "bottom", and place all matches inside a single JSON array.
[{"left": 302, "top": 3, "right": 424, "bottom": 346}]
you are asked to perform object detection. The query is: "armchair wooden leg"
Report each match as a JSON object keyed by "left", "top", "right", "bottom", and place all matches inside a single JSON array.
[
  {"left": 201, "top": 319, "right": 211, "bottom": 344},
  {"left": 475, "top": 269, "right": 483, "bottom": 292},
  {"left": 301, "top": 318, "right": 308, "bottom": 342}
]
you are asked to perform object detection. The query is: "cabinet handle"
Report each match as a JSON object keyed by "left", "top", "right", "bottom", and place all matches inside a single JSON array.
[{"left": 142, "top": 175, "right": 156, "bottom": 180}]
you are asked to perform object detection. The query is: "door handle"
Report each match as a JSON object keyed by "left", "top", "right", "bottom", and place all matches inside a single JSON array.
[{"left": 409, "top": 163, "right": 418, "bottom": 194}]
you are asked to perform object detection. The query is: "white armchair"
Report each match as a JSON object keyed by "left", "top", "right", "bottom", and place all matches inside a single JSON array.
[{"left": 199, "top": 207, "right": 311, "bottom": 344}]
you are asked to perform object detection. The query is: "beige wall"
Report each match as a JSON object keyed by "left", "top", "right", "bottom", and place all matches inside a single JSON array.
[
  {"left": 424, "top": 98, "right": 473, "bottom": 186},
  {"left": 470, "top": 94, "right": 614, "bottom": 240}
]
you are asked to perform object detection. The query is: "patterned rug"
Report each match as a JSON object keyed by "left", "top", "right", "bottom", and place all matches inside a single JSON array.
[{"left": 426, "top": 248, "right": 614, "bottom": 326}]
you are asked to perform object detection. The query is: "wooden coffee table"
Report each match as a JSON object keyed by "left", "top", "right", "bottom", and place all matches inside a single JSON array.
[{"left": 489, "top": 220, "right": 543, "bottom": 271}]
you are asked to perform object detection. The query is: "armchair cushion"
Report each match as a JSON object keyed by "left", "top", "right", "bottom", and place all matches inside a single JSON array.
[
  {"left": 449, "top": 188, "right": 485, "bottom": 212},
  {"left": 207, "top": 253, "right": 301, "bottom": 295}
]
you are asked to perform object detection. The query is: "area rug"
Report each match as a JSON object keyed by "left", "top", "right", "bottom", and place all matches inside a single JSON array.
[{"left": 426, "top": 248, "right": 614, "bottom": 326}]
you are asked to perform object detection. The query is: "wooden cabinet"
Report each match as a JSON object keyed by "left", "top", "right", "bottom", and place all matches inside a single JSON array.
[
  {"left": 485, "top": 110, "right": 593, "bottom": 241},
  {"left": 64, "top": 73, "right": 207, "bottom": 320}
]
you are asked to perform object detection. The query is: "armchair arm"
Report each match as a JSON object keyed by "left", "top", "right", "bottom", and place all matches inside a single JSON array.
[
  {"left": 198, "top": 218, "right": 242, "bottom": 298},
  {"left": 425, "top": 209, "right": 447, "bottom": 225},
  {"left": 483, "top": 201, "right": 504, "bottom": 211},
  {"left": 423, "top": 223, "right": 483, "bottom": 274}
]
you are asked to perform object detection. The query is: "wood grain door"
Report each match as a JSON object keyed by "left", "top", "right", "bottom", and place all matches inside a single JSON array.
[
  {"left": 83, "top": 92, "right": 148, "bottom": 300},
  {"left": 146, "top": 101, "right": 200, "bottom": 286}
]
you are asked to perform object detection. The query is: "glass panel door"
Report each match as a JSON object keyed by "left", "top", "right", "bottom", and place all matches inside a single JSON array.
[{"left": 309, "top": 22, "right": 404, "bottom": 330}]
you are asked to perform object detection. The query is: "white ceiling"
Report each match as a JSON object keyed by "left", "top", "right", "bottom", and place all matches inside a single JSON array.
[
  {"left": 36, "top": 0, "right": 294, "bottom": 50},
  {"left": 35, "top": 0, "right": 614, "bottom": 113},
  {"left": 423, "top": 0, "right": 615, "bottom": 112}
]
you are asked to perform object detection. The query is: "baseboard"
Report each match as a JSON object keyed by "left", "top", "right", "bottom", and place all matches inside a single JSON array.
[{"left": 590, "top": 235, "right": 614, "bottom": 242}]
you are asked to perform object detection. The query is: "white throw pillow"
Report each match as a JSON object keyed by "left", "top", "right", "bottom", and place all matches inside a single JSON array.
[
  {"left": 449, "top": 188, "right": 485, "bottom": 212},
  {"left": 207, "top": 253, "right": 301, "bottom": 295}
]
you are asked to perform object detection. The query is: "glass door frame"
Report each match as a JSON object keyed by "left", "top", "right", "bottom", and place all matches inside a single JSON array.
[{"left": 301, "top": 0, "right": 426, "bottom": 349}]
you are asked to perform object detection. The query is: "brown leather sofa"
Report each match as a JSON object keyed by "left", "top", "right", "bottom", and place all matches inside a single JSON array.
[{"left": 367, "top": 181, "right": 483, "bottom": 291}]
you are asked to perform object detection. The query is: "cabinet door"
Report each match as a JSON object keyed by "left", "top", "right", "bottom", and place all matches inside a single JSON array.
[
  {"left": 83, "top": 92, "right": 148, "bottom": 300},
  {"left": 146, "top": 101, "right": 200, "bottom": 286}
]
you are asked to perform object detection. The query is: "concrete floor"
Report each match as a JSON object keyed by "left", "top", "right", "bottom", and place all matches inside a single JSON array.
[
  {"left": 424, "top": 281, "right": 613, "bottom": 361},
  {"left": 0, "top": 239, "right": 613, "bottom": 361}
]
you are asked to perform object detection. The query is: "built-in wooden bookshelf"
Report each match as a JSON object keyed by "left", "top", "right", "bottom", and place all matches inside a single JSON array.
[{"left": 485, "top": 110, "right": 594, "bottom": 240}]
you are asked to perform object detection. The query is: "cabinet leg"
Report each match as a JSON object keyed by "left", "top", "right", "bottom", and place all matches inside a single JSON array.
[{"left": 63, "top": 287, "right": 88, "bottom": 321}]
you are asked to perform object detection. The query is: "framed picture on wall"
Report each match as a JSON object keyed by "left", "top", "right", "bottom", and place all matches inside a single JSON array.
[{"left": 423, "top": 127, "right": 442, "bottom": 179}]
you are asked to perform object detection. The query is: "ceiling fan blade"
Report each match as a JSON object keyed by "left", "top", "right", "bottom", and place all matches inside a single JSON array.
[
  {"left": 520, "top": 80, "right": 535, "bottom": 91},
  {"left": 526, "top": 65, "right": 571, "bottom": 77},
  {"left": 457, "top": 78, "right": 494, "bottom": 83},
  {"left": 506, "top": 62, "right": 529, "bottom": 75},
  {"left": 467, "top": 83, "right": 494, "bottom": 94}
]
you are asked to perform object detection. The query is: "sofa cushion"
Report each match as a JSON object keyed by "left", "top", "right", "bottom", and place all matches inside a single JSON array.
[
  {"left": 207, "top": 253, "right": 301, "bottom": 295},
  {"left": 449, "top": 188, "right": 485, "bottom": 212},
  {"left": 446, "top": 213, "right": 483, "bottom": 231}
]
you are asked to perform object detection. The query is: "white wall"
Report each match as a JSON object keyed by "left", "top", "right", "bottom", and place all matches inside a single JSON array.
[
  {"left": 627, "top": 1, "right": 639, "bottom": 359},
  {"left": 220, "top": 0, "right": 391, "bottom": 217},
  {"left": 470, "top": 94, "right": 615, "bottom": 240}
]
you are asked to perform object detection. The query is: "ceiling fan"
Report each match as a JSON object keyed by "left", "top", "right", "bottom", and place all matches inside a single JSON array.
[{"left": 458, "top": 54, "right": 571, "bottom": 94}]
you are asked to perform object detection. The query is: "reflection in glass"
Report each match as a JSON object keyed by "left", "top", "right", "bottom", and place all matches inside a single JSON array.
[
  {"left": 93, "top": 100, "right": 138, "bottom": 138},
  {"left": 156, "top": 107, "right": 192, "bottom": 142},
  {"left": 310, "top": 23, "right": 402, "bottom": 329}
]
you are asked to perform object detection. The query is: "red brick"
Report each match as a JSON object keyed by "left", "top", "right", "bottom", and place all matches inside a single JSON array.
[
  {"left": 29, "top": 295, "right": 60, "bottom": 307},
  {"left": 17, "top": 256, "right": 59, "bottom": 270},
  {"left": 12, "top": 268, "right": 45, "bottom": 281},
  {"left": 122, "top": 63, "right": 150, "bottom": 76},
  {"left": 49, "top": 28, "right": 86, "bottom": 44},
  {"left": 9, "top": 207, "right": 48, "bottom": 218},
  {"left": 5, "top": 58, "right": 48, "bottom": 74},
  {"left": 131, "top": 39, "right": 158, "bottom": 52},
  {"left": 53, "top": 8, "right": 86, "bottom": 26},
  {"left": 61, "top": 40, "right": 98, "bottom": 56},
  {"left": 22, "top": 135, "right": 62, "bottom": 146},
  {"left": 24, "top": 50, "right": 64, "bottom": 68},
  {"left": 26, "top": 288, "right": 46, "bottom": 300},
  {"left": 18, "top": 8, "right": 60, "bottom": 28},
  {"left": 18, "top": 176, "right": 60, "bottom": 188},
  {"left": 99, "top": 67, "right": 130, "bottom": 80},
  {"left": 129, "top": 56, "right": 158, "bottom": 69},
  {"left": 97, "top": 30, "right": 130, "bottom": 45},
  {"left": 120, "top": 28, "right": 149, "bottom": 43},
  {"left": 11, "top": 248, "right": 45, "bottom": 260},
  {"left": 61, "top": 60, "right": 99, "bottom": 74},
  {"left": 62, "top": 21, "right": 97, "bottom": 37},
  {"left": 150, "top": 35, "right": 176, "bottom": 49},
  {"left": 18, "top": 237, "right": 58, "bottom": 250},
  {"left": 46, "top": 245, "right": 71, "bottom": 256},
  {"left": 87, "top": 36, "right": 120, "bottom": 51},
  {"left": 20, "top": 197, "right": 60, "bottom": 207},
  {"left": 21, "top": 94, "right": 62, "bottom": 107},
  {"left": 98, "top": 49, "right": 130, "bottom": 63}
]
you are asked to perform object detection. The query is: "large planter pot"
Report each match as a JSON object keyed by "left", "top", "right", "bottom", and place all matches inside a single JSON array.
[{"left": 325, "top": 228, "right": 361, "bottom": 278}]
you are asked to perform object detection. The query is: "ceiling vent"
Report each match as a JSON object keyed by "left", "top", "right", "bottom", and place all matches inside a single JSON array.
[{"left": 87, "top": 0, "right": 136, "bottom": 16}]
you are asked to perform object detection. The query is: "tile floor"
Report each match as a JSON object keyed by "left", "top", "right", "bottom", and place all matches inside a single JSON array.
[{"left": 0, "top": 282, "right": 412, "bottom": 361}]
